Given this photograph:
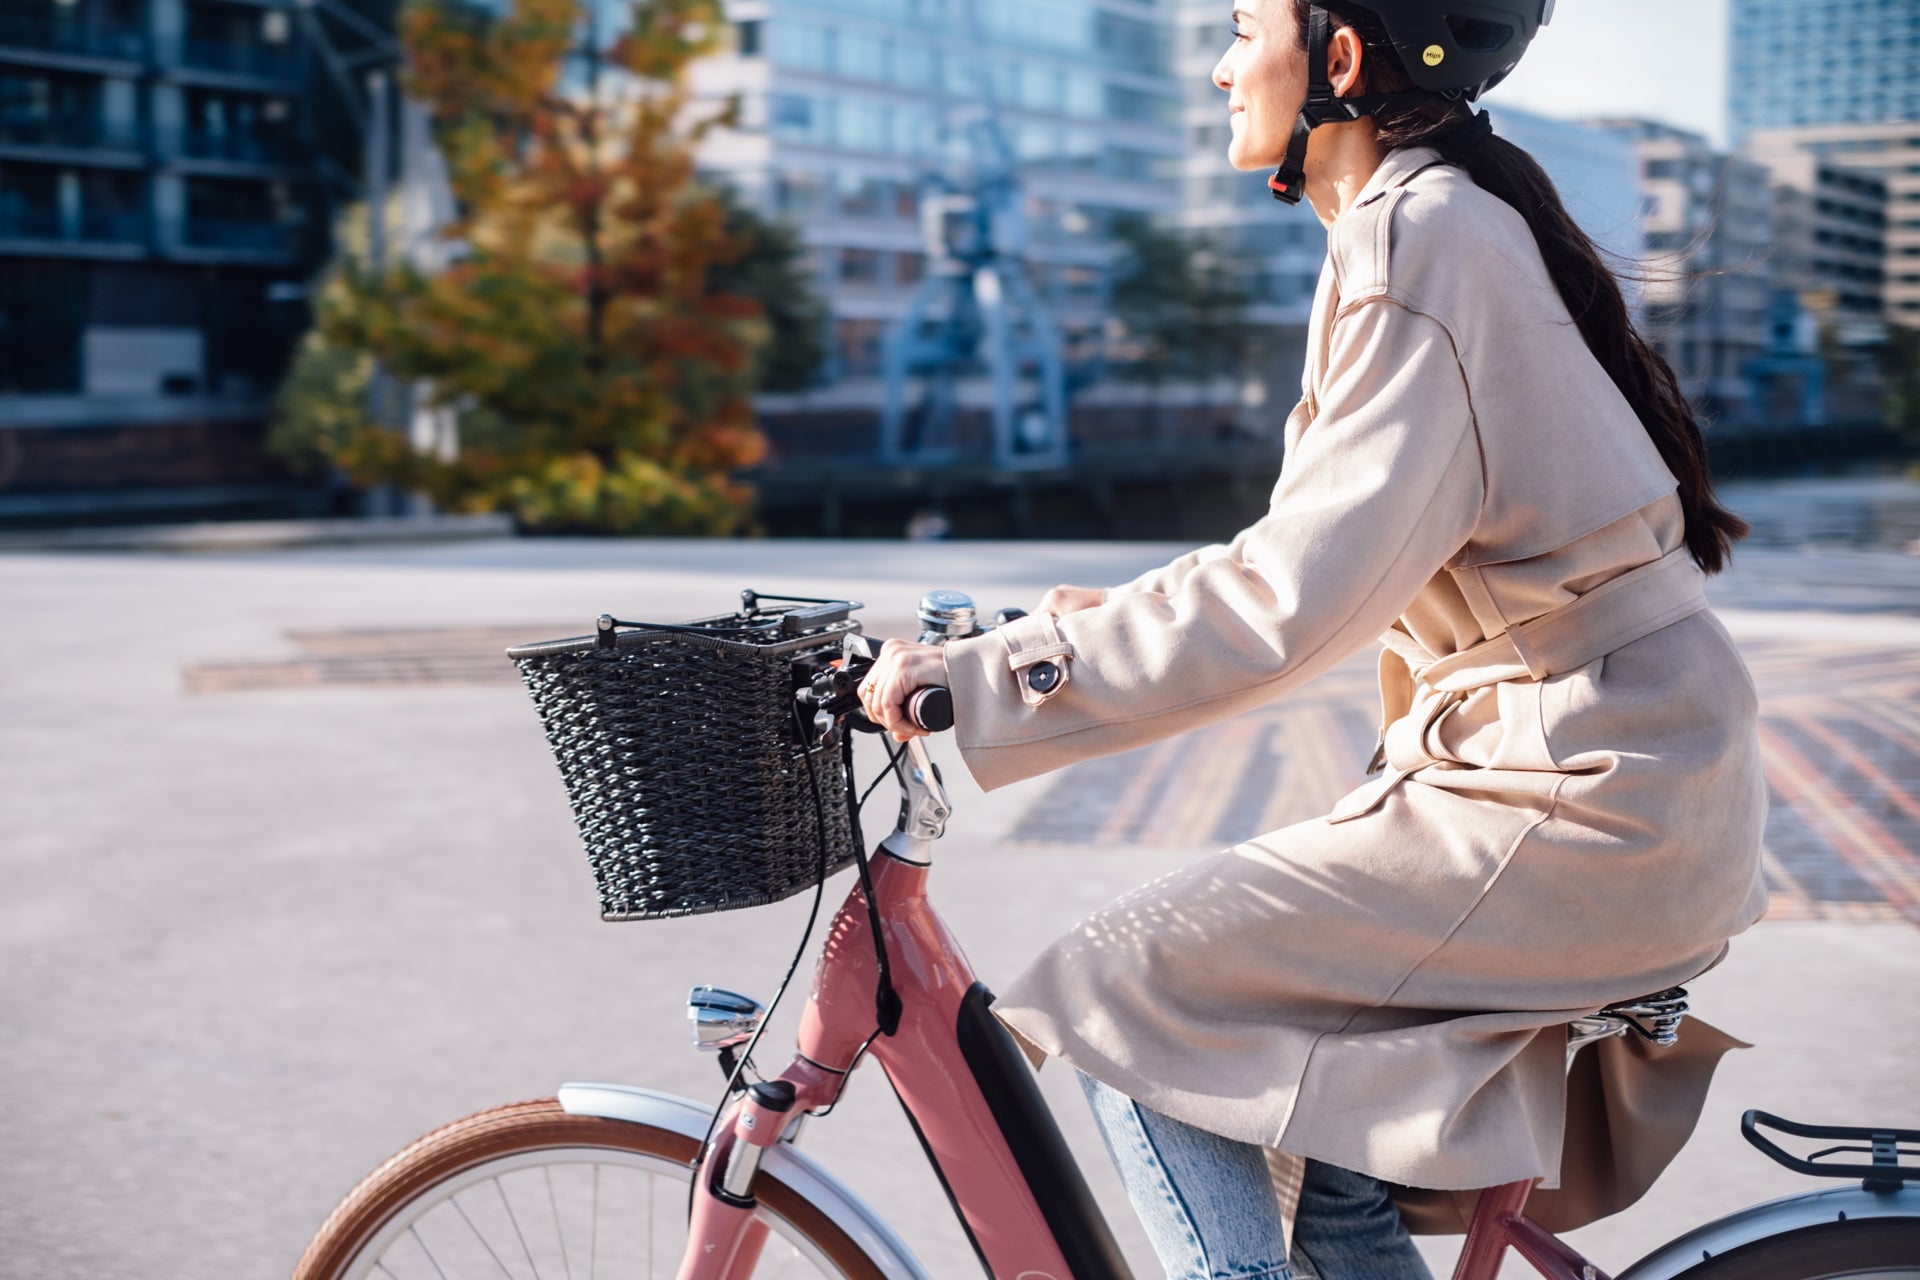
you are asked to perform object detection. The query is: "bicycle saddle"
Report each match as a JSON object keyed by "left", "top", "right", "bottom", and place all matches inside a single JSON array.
[{"left": 1566, "top": 986, "right": 1689, "bottom": 1062}]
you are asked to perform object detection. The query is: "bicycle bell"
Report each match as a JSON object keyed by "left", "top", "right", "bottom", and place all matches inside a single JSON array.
[{"left": 917, "top": 590, "right": 978, "bottom": 644}]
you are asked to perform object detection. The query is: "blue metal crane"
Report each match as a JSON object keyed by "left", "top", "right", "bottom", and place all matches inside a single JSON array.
[{"left": 878, "top": 0, "right": 1068, "bottom": 471}]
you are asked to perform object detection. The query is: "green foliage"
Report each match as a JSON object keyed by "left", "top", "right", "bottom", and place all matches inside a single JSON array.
[
  {"left": 707, "top": 185, "right": 826, "bottom": 393},
  {"left": 1883, "top": 325, "right": 1920, "bottom": 449},
  {"left": 272, "top": 0, "right": 826, "bottom": 534},
  {"left": 1104, "top": 214, "right": 1255, "bottom": 383}
]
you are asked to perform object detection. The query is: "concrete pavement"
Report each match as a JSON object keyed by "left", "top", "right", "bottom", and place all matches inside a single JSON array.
[{"left": 2, "top": 492, "right": 1917, "bottom": 1279}]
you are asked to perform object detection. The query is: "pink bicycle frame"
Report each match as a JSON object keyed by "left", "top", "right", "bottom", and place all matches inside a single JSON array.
[{"left": 675, "top": 735, "right": 1615, "bottom": 1280}]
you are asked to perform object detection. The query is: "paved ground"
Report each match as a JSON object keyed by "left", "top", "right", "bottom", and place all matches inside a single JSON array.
[{"left": 3, "top": 472, "right": 1918, "bottom": 1280}]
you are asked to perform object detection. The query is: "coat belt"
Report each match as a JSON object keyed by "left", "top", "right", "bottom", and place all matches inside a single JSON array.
[
  {"left": 1382, "top": 546, "right": 1709, "bottom": 694},
  {"left": 1331, "top": 548, "right": 1709, "bottom": 822}
]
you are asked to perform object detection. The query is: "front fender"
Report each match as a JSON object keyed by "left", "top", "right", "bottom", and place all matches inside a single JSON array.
[
  {"left": 557, "top": 1082, "right": 932, "bottom": 1280},
  {"left": 1618, "top": 1183, "right": 1920, "bottom": 1279}
]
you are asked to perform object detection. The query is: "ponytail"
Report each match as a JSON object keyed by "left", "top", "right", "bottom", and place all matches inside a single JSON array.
[{"left": 1296, "top": 2, "right": 1750, "bottom": 573}]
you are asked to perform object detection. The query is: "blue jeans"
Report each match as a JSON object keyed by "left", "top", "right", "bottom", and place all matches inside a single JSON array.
[{"left": 1078, "top": 1072, "right": 1432, "bottom": 1280}]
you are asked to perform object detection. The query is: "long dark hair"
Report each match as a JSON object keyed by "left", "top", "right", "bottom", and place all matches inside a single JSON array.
[{"left": 1295, "top": 1, "right": 1748, "bottom": 573}]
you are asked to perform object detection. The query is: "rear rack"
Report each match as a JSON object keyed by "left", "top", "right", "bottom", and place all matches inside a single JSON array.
[{"left": 1743, "top": 1110, "right": 1920, "bottom": 1191}]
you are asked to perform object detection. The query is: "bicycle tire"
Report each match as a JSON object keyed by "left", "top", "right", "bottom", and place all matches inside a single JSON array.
[
  {"left": 1650, "top": 1218, "right": 1920, "bottom": 1279},
  {"left": 292, "top": 1097, "right": 889, "bottom": 1280}
]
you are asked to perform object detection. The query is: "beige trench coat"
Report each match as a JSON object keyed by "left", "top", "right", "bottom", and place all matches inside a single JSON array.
[{"left": 939, "top": 145, "right": 1770, "bottom": 1232}]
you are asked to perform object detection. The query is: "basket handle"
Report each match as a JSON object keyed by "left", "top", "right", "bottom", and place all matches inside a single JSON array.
[{"left": 594, "top": 592, "right": 863, "bottom": 648}]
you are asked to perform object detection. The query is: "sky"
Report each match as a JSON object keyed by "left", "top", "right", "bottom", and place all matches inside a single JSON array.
[{"left": 1493, "top": 0, "right": 1730, "bottom": 147}]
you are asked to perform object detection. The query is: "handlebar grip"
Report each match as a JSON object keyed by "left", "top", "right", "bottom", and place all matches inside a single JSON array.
[{"left": 906, "top": 687, "right": 954, "bottom": 733}]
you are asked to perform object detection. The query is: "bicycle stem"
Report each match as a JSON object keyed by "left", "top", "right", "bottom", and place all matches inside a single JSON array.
[{"left": 889, "top": 735, "right": 951, "bottom": 851}]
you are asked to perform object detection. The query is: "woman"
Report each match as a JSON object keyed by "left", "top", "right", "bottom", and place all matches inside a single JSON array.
[{"left": 861, "top": 2, "right": 1770, "bottom": 1275}]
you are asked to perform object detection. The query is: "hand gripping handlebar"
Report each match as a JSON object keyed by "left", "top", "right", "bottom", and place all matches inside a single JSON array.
[{"left": 796, "top": 635, "right": 953, "bottom": 735}]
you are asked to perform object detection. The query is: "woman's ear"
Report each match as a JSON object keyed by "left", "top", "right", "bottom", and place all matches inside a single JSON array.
[{"left": 1327, "top": 23, "right": 1365, "bottom": 98}]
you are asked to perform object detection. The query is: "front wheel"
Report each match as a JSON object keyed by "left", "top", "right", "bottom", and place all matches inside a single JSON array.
[
  {"left": 293, "top": 1098, "right": 888, "bottom": 1280},
  {"left": 1653, "top": 1219, "right": 1920, "bottom": 1279}
]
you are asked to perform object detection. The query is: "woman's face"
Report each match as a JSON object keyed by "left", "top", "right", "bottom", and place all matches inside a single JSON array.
[{"left": 1212, "top": 0, "right": 1306, "bottom": 172}]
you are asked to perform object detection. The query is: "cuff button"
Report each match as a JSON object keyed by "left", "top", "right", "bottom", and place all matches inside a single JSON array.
[{"left": 1026, "top": 660, "right": 1061, "bottom": 694}]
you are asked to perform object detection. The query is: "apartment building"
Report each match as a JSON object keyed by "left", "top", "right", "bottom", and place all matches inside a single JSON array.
[
  {"left": 1740, "top": 122, "right": 1920, "bottom": 331},
  {"left": 1598, "top": 119, "right": 1775, "bottom": 418},
  {"left": 0, "top": 0, "right": 322, "bottom": 405},
  {"left": 1742, "top": 138, "right": 1889, "bottom": 345}
]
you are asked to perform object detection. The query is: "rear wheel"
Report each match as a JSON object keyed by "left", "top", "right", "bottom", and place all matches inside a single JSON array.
[
  {"left": 293, "top": 1098, "right": 887, "bottom": 1280},
  {"left": 1655, "top": 1219, "right": 1920, "bottom": 1279}
]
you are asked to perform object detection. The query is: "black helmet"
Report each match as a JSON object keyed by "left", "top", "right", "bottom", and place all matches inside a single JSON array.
[
  {"left": 1266, "top": 0, "right": 1554, "bottom": 206},
  {"left": 1351, "top": 0, "right": 1554, "bottom": 100}
]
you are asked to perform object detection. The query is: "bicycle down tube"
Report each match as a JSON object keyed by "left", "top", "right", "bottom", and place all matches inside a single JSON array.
[{"left": 677, "top": 734, "right": 1133, "bottom": 1280}]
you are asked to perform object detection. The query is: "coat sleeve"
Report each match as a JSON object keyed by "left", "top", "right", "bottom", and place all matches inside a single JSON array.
[
  {"left": 1106, "top": 531, "right": 1252, "bottom": 600},
  {"left": 942, "top": 299, "right": 1485, "bottom": 792}
]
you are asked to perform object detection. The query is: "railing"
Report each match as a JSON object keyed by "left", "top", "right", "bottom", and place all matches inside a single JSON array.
[
  {"left": 0, "top": 117, "right": 142, "bottom": 151},
  {"left": 177, "top": 128, "right": 295, "bottom": 164},
  {"left": 0, "top": 7, "right": 146, "bottom": 60},
  {"left": 180, "top": 36, "right": 299, "bottom": 80},
  {"left": 0, "top": 206, "right": 147, "bottom": 243},
  {"left": 183, "top": 216, "right": 294, "bottom": 252}
]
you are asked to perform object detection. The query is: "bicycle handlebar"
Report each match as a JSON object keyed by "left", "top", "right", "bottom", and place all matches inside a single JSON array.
[
  {"left": 799, "top": 598, "right": 1024, "bottom": 738},
  {"left": 903, "top": 686, "right": 955, "bottom": 733}
]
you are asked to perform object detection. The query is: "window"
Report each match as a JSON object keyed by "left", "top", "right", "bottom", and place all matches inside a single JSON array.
[
  {"left": 735, "top": 19, "right": 761, "bottom": 56},
  {"left": 839, "top": 100, "right": 890, "bottom": 152},
  {"left": 776, "top": 170, "right": 826, "bottom": 217},
  {"left": 1064, "top": 73, "right": 1102, "bottom": 118},
  {"left": 1106, "top": 84, "right": 1175, "bottom": 126},
  {"left": 837, "top": 29, "right": 886, "bottom": 80},
  {"left": 837, "top": 173, "right": 889, "bottom": 218},
  {"left": 835, "top": 317, "right": 885, "bottom": 376},
  {"left": 839, "top": 247, "right": 881, "bottom": 282},
  {"left": 768, "top": 21, "right": 830, "bottom": 73}
]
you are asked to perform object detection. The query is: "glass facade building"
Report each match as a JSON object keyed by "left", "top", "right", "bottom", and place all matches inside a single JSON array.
[
  {"left": 695, "top": 0, "right": 1185, "bottom": 386},
  {"left": 1729, "top": 0, "right": 1920, "bottom": 139}
]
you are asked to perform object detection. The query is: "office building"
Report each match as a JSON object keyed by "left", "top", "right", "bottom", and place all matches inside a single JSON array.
[
  {"left": 0, "top": 0, "right": 332, "bottom": 514},
  {"left": 1742, "top": 138, "right": 1888, "bottom": 344},
  {"left": 1741, "top": 122, "right": 1920, "bottom": 330},
  {"left": 695, "top": 0, "right": 1186, "bottom": 398},
  {"left": 1598, "top": 119, "right": 1774, "bottom": 418}
]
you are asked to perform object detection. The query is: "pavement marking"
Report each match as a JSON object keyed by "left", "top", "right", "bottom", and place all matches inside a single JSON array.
[{"left": 183, "top": 623, "right": 1920, "bottom": 924}]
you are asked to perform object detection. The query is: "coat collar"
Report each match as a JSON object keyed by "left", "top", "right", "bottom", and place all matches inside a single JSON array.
[{"left": 1344, "top": 144, "right": 1446, "bottom": 216}]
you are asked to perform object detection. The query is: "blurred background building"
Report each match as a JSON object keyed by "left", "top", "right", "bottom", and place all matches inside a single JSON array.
[
  {"left": 691, "top": 0, "right": 1183, "bottom": 404},
  {"left": 0, "top": 0, "right": 1914, "bottom": 531},
  {"left": 1729, "top": 0, "right": 1920, "bottom": 333},
  {"left": 0, "top": 0, "right": 329, "bottom": 520},
  {"left": 1596, "top": 118, "right": 1775, "bottom": 422}
]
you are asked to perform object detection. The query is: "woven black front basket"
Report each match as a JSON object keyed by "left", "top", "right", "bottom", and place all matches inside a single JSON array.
[{"left": 507, "top": 601, "right": 861, "bottom": 921}]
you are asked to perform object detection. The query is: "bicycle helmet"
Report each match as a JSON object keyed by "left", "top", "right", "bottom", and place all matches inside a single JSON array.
[{"left": 1268, "top": 0, "right": 1554, "bottom": 205}]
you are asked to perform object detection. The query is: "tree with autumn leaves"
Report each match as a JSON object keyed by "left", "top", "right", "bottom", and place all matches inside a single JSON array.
[{"left": 274, "top": 0, "right": 822, "bottom": 533}]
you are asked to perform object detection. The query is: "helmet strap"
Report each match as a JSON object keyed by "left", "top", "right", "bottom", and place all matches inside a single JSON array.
[
  {"left": 1268, "top": 4, "right": 1441, "bottom": 205},
  {"left": 1268, "top": 5, "right": 1334, "bottom": 204}
]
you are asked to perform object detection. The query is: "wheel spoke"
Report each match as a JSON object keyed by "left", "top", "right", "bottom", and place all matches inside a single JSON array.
[
  {"left": 451, "top": 1192, "right": 519, "bottom": 1279},
  {"left": 297, "top": 1111, "right": 860, "bottom": 1280},
  {"left": 494, "top": 1176, "right": 542, "bottom": 1280},
  {"left": 545, "top": 1167, "right": 573, "bottom": 1280},
  {"left": 408, "top": 1224, "right": 451, "bottom": 1280}
]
